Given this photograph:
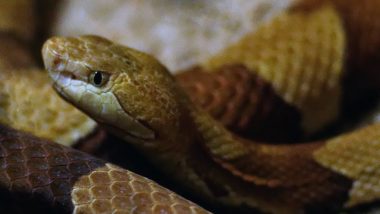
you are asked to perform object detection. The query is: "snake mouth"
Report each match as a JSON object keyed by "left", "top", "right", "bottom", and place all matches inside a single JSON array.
[
  {"left": 50, "top": 74, "right": 156, "bottom": 141},
  {"left": 49, "top": 71, "right": 76, "bottom": 101},
  {"left": 53, "top": 83, "right": 156, "bottom": 141},
  {"left": 52, "top": 84, "right": 156, "bottom": 141}
]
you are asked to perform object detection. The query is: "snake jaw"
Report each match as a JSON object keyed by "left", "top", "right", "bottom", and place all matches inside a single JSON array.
[
  {"left": 50, "top": 72, "right": 156, "bottom": 141},
  {"left": 52, "top": 76, "right": 156, "bottom": 141}
]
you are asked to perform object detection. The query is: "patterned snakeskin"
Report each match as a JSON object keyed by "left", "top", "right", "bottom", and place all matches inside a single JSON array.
[
  {"left": 0, "top": 124, "right": 210, "bottom": 213},
  {"left": 291, "top": 0, "right": 380, "bottom": 120},
  {"left": 315, "top": 124, "right": 380, "bottom": 208},
  {"left": 187, "top": 111, "right": 351, "bottom": 213},
  {"left": 177, "top": 64, "right": 303, "bottom": 141},
  {"left": 0, "top": 124, "right": 105, "bottom": 213},
  {"left": 204, "top": 4, "right": 345, "bottom": 134},
  {"left": 72, "top": 163, "right": 209, "bottom": 214}
]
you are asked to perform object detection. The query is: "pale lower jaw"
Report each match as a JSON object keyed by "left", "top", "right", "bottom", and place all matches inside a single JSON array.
[
  {"left": 50, "top": 70, "right": 80, "bottom": 101},
  {"left": 52, "top": 82, "right": 71, "bottom": 103}
]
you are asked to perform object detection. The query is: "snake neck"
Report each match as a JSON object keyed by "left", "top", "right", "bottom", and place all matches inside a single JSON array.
[
  {"left": 112, "top": 84, "right": 202, "bottom": 167},
  {"left": 110, "top": 75, "right": 340, "bottom": 211}
]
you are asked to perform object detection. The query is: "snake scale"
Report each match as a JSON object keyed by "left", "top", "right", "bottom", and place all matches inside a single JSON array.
[{"left": 0, "top": 0, "right": 380, "bottom": 213}]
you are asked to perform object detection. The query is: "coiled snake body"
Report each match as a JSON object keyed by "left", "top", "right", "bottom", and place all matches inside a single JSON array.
[
  {"left": 1, "top": 0, "right": 380, "bottom": 213},
  {"left": 41, "top": 4, "right": 380, "bottom": 210}
]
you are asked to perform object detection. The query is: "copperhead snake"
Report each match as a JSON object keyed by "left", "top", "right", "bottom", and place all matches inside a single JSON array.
[{"left": 1, "top": 0, "right": 380, "bottom": 213}]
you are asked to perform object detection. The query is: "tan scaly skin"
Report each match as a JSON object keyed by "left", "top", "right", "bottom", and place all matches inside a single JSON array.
[{"left": 42, "top": 35, "right": 380, "bottom": 213}]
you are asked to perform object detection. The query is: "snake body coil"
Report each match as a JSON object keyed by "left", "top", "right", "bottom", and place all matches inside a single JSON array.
[
  {"left": 0, "top": 0, "right": 380, "bottom": 213},
  {"left": 39, "top": 0, "right": 380, "bottom": 212},
  {"left": 42, "top": 32, "right": 379, "bottom": 214}
]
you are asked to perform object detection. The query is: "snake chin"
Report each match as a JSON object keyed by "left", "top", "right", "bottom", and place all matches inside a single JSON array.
[{"left": 52, "top": 82, "right": 67, "bottom": 99}]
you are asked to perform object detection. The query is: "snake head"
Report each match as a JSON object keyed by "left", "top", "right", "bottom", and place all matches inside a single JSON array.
[{"left": 42, "top": 35, "right": 184, "bottom": 144}]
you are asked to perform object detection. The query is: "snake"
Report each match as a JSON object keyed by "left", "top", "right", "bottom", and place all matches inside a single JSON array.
[
  {"left": 0, "top": 0, "right": 379, "bottom": 213},
  {"left": 40, "top": 0, "right": 380, "bottom": 210}
]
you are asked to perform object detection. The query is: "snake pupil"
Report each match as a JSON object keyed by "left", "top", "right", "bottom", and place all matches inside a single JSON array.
[{"left": 93, "top": 71, "right": 103, "bottom": 86}]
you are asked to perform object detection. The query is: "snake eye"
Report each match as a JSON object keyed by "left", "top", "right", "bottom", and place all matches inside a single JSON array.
[{"left": 89, "top": 71, "right": 109, "bottom": 87}]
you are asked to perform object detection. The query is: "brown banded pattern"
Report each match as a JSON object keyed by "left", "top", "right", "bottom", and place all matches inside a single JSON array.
[
  {"left": 204, "top": 4, "right": 345, "bottom": 134},
  {"left": 177, "top": 64, "right": 303, "bottom": 142},
  {"left": 0, "top": 124, "right": 210, "bottom": 213}
]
